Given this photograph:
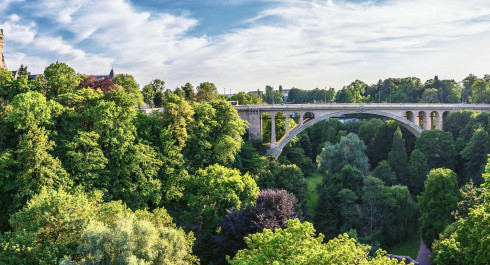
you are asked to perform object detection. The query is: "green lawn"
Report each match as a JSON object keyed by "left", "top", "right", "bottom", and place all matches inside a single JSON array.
[
  {"left": 306, "top": 172, "right": 324, "bottom": 215},
  {"left": 387, "top": 236, "right": 420, "bottom": 259}
]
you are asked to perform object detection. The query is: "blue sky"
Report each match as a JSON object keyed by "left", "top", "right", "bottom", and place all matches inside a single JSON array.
[{"left": 1, "top": 0, "right": 490, "bottom": 92}]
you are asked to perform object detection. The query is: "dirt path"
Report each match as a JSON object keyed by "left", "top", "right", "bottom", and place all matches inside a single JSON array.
[{"left": 415, "top": 239, "right": 432, "bottom": 265}]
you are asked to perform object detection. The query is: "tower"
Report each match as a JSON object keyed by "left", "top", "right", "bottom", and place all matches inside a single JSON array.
[{"left": 0, "top": 29, "right": 7, "bottom": 70}]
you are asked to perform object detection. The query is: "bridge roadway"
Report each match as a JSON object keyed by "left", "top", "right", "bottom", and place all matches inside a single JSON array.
[{"left": 234, "top": 103, "right": 490, "bottom": 158}]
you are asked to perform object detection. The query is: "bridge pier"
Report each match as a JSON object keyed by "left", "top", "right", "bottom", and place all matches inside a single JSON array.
[
  {"left": 285, "top": 115, "right": 290, "bottom": 136},
  {"left": 270, "top": 114, "right": 276, "bottom": 148}
]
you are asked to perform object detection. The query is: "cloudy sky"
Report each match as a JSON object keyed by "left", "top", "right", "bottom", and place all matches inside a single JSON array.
[{"left": 1, "top": 0, "right": 490, "bottom": 92}]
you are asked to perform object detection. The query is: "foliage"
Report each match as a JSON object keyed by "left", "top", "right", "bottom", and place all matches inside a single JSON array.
[
  {"left": 373, "top": 160, "right": 397, "bottom": 186},
  {"left": 317, "top": 133, "right": 369, "bottom": 176},
  {"left": 212, "top": 189, "right": 297, "bottom": 264},
  {"left": 229, "top": 219, "right": 402, "bottom": 264},
  {"left": 44, "top": 62, "right": 81, "bottom": 98},
  {"left": 184, "top": 100, "right": 248, "bottom": 170},
  {"left": 196, "top": 82, "right": 219, "bottom": 102},
  {"left": 414, "top": 130, "right": 457, "bottom": 171},
  {"left": 112, "top": 74, "right": 144, "bottom": 107},
  {"left": 432, "top": 158, "right": 490, "bottom": 265},
  {"left": 257, "top": 160, "right": 308, "bottom": 215},
  {"left": 418, "top": 168, "right": 459, "bottom": 249},
  {"left": 185, "top": 164, "right": 259, "bottom": 233},
  {"left": 388, "top": 127, "right": 409, "bottom": 185},
  {"left": 407, "top": 149, "right": 429, "bottom": 195},
  {"left": 142, "top": 79, "right": 165, "bottom": 107},
  {"left": 0, "top": 188, "right": 197, "bottom": 264}
]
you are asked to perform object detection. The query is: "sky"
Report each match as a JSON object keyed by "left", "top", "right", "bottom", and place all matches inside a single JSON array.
[{"left": 1, "top": 0, "right": 490, "bottom": 93}]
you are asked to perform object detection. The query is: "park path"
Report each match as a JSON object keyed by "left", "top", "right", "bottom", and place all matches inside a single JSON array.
[{"left": 415, "top": 239, "right": 432, "bottom": 265}]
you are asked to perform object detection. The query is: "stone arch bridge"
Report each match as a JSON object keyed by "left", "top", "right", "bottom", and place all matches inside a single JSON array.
[{"left": 235, "top": 104, "right": 490, "bottom": 158}]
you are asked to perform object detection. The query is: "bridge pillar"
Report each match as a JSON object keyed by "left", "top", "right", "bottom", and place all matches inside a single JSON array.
[
  {"left": 299, "top": 113, "right": 303, "bottom": 126},
  {"left": 270, "top": 114, "right": 276, "bottom": 148},
  {"left": 285, "top": 115, "right": 290, "bottom": 136},
  {"left": 422, "top": 111, "right": 430, "bottom": 130},
  {"left": 436, "top": 112, "right": 443, "bottom": 130},
  {"left": 247, "top": 111, "right": 262, "bottom": 140}
]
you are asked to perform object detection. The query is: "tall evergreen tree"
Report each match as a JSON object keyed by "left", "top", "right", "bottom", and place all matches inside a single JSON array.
[
  {"left": 388, "top": 127, "right": 409, "bottom": 186},
  {"left": 418, "top": 168, "right": 459, "bottom": 249}
]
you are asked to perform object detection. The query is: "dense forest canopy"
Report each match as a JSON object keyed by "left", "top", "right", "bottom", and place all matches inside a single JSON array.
[{"left": 0, "top": 63, "right": 489, "bottom": 264}]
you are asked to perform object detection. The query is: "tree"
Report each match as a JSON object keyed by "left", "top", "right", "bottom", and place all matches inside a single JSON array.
[
  {"left": 142, "top": 79, "right": 165, "bottom": 107},
  {"left": 229, "top": 219, "right": 401, "bottom": 264},
  {"left": 72, "top": 215, "right": 196, "bottom": 265},
  {"left": 361, "top": 176, "right": 385, "bottom": 241},
  {"left": 432, "top": 158, "right": 490, "bottom": 265},
  {"left": 373, "top": 160, "right": 397, "bottom": 186},
  {"left": 345, "top": 80, "right": 368, "bottom": 103},
  {"left": 0, "top": 189, "right": 197, "bottom": 264},
  {"left": 196, "top": 82, "right": 218, "bottom": 102},
  {"left": 7, "top": 91, "right": 62, "bottom": 131},
  {"left": 112, "top": 73, "right": 144, "bottom": 107},
  {"left": 257, "top": 161, "right": 308, "bottom": 214},
  {"left": 388, "top": 127, "right": 409, "bottom": 186},
  {"left": 184, "top": 100, "right": 248, "bottom": 170},
  {"left": 43, "top": 62, "right": 80, "bottom": 97},
  {"left": 185, "top": 164, "right": 259, "bottom": 233},
  {"left": 471, "top": 79, "right": 490, "bottom": 103},
  {"left": 182, "top": 82, "right": 196, "bottom": 101},
  {"left": 64, "top": 131, "right": 108, "bottom": 190},
  {"left": 212, "top": 190, "right": 297, "bottom": 264},
  {"left": 317, "top": 133, "right": 369, "bottom": 176},
  {"left": 414, "top": 130, "right": 457, "bottom": 171},
  {"left": 77, "top": 76, "right": 118, "bottom": 94},
  {"left": 461, "top": 128, "right": 488, "bottom": 184},
  {"left": 420, "top": 88, "right": 439, "bottom": 103},
  {"left": 408, "top": 149, "right": 429, "bottom": 195},
  {"left": 418, "top": 168, "right": 459, "bottom": 248},
  {"left": 337, "top": 189, "right": 361, "bottom": 233},
  {"left": 369, "top": 121, "right": 399, "bottom": 167}
]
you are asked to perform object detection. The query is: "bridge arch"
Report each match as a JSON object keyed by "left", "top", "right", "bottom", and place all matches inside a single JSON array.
[{"left": 268, "top": 110, "right": 423, "bottom": 158}]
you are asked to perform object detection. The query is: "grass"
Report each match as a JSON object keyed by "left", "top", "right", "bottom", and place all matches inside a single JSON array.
[
  {"left": 306, "top": 171, "right": 324, "bottom": 216},
  {"left": 387, "top": 236, "right": 420, "bottom": 259}
]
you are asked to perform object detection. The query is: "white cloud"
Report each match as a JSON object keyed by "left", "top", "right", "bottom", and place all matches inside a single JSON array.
[{"left": 2, "top": 0, "right": 490, "bottom": 91}]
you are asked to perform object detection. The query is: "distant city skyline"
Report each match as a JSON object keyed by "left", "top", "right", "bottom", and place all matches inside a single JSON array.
[{"left": 1, "top": 0, "right": 490, "bottom": 92}]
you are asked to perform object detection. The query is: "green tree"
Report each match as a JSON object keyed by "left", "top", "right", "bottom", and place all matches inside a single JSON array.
[
  {"left": 345, "top": 80, "right": 368, "bottom": 103},
  {"left": 337, "top": 189, "right": 361, "bottom": 233},
  {"left": 432, "top": 158, "right": 490, "bottom": 265},
  {"left": 257, "top": 161, "right": 308, "bottom": 215},
  {"left": 64, "top": 131, "right": 108, "bottom": 190},
  {"left": 229, "top": 219, "right": 401, "bottom": 264},
  {"left": 460, "top": 128, "right": 488, "bottom": 184},
  {"left": 112, "top": 73, "right": 144, "bottom": 107},
  {"left": 388, "top": 127, "right": 409, "bottom": 186},
  {"left": 408, "top": 149, "right": 429, "bottom": 195},
  {"left": 43, "top": 62, "right": 80, "bottom": 98},
  {"left": 317, "top": 133, "right": 369, "bottom": 176},
  {"left": 182, "top": 82, "right": 196, "bottom": 102},
  {"left": 184, "top": 100, "right": 248, "bottom": 170},
  {"left": 418, "top": 168, "right": 459, "bottom": 248},
  {"left": 471, "top": 79, "right": 490, "bottom": 103},
  {"left": 373, "top": 160, "right": 397, "bottom": 186},
  {"left": 414, "top": 130, "right": 457, "bottom": 171},
  {"left": 185, "top": 164, "right": 259, "bottom": 233},
  {"left": 369, "top": 121, "right": 399, "bottom": 167},
  {"left": 72, "top": 215, "right": 197, "bottom": 265},
  {"left": 142, "top": 79, "right": 165, "bottom": 107},
  {"left": 0, "top": 189, "right": 197, "bottom": 264},
  {"left": 420, "top": 88, "right": 439, "bottom": 103},
  {"left": 196, "top": 82, "right": 218, "bottom": 102}
]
